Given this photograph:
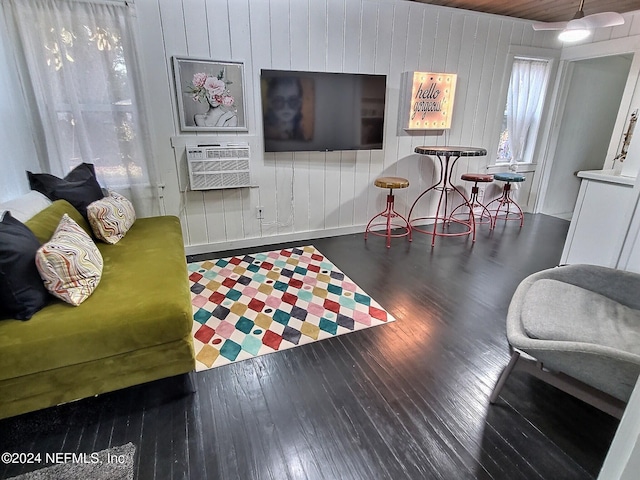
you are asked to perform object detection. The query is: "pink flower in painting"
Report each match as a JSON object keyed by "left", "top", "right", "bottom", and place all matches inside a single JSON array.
[
  {"left": 192, "top": 72, "right": 207, "bottom": 87},
  {"left": 222, "top": 95, "right": 235, "bottom": 107},
  {"left": 204, "top": 77, "right": 226, "bottom": 96}
]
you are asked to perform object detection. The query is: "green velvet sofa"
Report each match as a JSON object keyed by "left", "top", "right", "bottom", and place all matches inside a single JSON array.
[{"left": 0, "top": 200, "right": 195, "bottom": 420}]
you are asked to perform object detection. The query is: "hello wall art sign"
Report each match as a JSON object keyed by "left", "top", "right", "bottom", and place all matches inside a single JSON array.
[{"left": 399, "top": 71, "right": 457, "bottom": 130}]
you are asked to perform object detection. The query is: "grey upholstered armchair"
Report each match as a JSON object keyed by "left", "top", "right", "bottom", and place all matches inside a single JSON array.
[{"left": 490, "top": 264, "right": 640, "bottom": 418}]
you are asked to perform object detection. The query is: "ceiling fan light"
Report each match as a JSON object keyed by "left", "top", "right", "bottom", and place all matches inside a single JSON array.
[{"left": 558, "top": 28, "right": 591, "bottom": 42}]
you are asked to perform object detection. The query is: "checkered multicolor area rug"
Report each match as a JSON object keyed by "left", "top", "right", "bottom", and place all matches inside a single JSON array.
[{"left": 188, "top": 245, "right": 395, "bottom": 371}]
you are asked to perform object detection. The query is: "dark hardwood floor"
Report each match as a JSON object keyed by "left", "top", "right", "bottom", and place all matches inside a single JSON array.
[{"left": 0, "top": 214, "right": 620, "bottom": 479}]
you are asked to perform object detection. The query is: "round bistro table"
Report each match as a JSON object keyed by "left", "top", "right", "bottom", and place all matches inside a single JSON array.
[{"left": 409, "top": 146, "right": 488, "bottom": 246}]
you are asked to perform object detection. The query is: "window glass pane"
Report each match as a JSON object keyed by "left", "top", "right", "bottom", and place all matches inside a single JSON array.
[{"left": 497, "top": 58, "right": 550, "bottom": 164}]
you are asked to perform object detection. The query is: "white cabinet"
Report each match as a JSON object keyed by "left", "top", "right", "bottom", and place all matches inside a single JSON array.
[{"left": 561, "top": 170, "right": 636, "bottom": 267}]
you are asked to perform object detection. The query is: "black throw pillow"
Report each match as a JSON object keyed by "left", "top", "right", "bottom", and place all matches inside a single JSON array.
[
  {"left": 28, "top": 163, "right": 104, "bottom": 219},
  {"left": 0, "top": 211, "right": 50, "bottom": 320}
]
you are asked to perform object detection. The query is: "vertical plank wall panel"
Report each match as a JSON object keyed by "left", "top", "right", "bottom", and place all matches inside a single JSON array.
[
  {"left": 347, "top": 1, "right": 372, "bottom": 227},
  {"left": 484, "top": 20, "right": 512, "bottom": 164},
  {"left": 324, "top": 151, "right": 343, "bottom": 231},
  {"left": 293, "top": 151, "right": 311, "bottom": 233},
  {"left": 217, "top": 0, "right": 250, "bottom": 243},
  {"left": 405, "top": 9, "right": 439, "bottom": 215},
  {"left": 307, "top": 0, "right": 329, "bottom": 232},
  {"left": 376, "top": 0, "right": 398, "bottom": 182},
  {"left": 140, "top": 0, "right": 563, "bottom": 249},
  {"left": 627, "top": 13, "right": 640, "bottom": 37},
  {"left": 358, "top": 2, "right": 379, "bottom": 224},
  {"left": 388, "top": 0, "right": 411, "bottom": 185},
  {"left": 308, "top": 151, "right": 327, "bottom": 232},
  {"left": 395, "top": 3, "right": 428, "bottom": 216},
  {"left": 344, "top": 0, "right": 363, "bottom": 71},
  {"left": 135, "top": 0, "right": 183, "bottom": 235},
  {"left": 248, "top": 1, "right": 277, "bottom": 236},
  {"left": 289, "top": 0, "right": 312, "bottom": 234},
  {"left": 339, "top": 151, "right": 357, "bottom": 228},
  {"left": 520, "top": 20, "right": 535, "bottom": 47},
  {"left": 270, "top": 0, "right": 296, "bottom": 235},
  {"left": 353, "top": 150, "right": 372, "bottom": 227},
  {"left": 443, "top": 13, "right": 465, "bottom": 147},
  {"left": 510, "top": 21, "right": 526, "bottom": 47},
  {"left": 159, "top": 0, "right": 210, "bottom": 246},
  {"left": 466, "top": 16, "right": 492, "bottom": 181},
  {"left": 339, "top": 0, "right": 364, "bottom": 228},
  {"left": 451, "top": 16, "right": 480, "bottom": 186},
  {"left": 186, "top": 0, "right": 226, "bottom": 246},
  {"left": 369, "top": 2, "right": 397, "bottom": 223},
  {"left": 184, "top": 0, "right": 218, "bottom": 246},
  {"left": 469, "top": 16, "right": 496, "bottom": 148},
  {"left": 327, "top": 0, "right": 346, "bottom": 73},
  {"left": 229, "top": 0, "right": 260, "bottom": 241},
  {"left": 308, "top": 0, "right": 328, "bottom": 73},
  {"left": 323, "top": 0, "right": 348, "bottom": 231},
  {"left": 407, "top": 8, "right": 451, "bottom": 221},
  {"left": 359, "top": 1, "right": 377, "bottom": 74}
]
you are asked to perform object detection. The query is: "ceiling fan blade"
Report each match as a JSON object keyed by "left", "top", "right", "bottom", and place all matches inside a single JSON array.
[
  {"left": 580, "top": 11, "right": 625, "bottom": 29},
  {"left": 532, "top": 21, "right": 568, "bottom": 31}
]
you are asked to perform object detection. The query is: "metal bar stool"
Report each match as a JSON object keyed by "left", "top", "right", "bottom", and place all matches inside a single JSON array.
[
  {"left": 486, "top": 172, "right": 526, "bottom": 228},
  {"left": 449, "top": 173, "right": 495, "bottom": 240},
  {"left": 365, "top": 176, "right": 411, "bottom": 248}
]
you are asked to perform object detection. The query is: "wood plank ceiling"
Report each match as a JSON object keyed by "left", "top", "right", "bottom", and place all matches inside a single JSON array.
[{"left": 409, "top": 0, "right": 640, "bottom": 23}]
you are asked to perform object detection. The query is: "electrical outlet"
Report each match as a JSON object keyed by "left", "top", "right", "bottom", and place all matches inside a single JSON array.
[{"left": 256, "top": 206, "right": 264, "bottom": 220}]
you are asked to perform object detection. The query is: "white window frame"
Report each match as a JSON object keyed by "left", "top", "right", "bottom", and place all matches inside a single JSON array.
[{"left": 487, "top": 46, "right": 560, "bottom": 172}]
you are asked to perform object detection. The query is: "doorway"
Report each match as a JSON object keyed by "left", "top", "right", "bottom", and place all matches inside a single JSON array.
[{"left": 541, "top": 54, "right": 633, "bottom": 220}]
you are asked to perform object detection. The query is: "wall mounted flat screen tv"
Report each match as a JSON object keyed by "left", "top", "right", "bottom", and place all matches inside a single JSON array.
[{"left": 260, "top": 69, "right": 386, "bottom": 153}]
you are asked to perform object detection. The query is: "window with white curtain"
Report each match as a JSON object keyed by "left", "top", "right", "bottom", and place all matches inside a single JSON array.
[
  {"left": 2, "top": 0, "right": 157, "bottom": 215},
  {"left": 497, "top": 57, "right": 552, "bottom": 164}
]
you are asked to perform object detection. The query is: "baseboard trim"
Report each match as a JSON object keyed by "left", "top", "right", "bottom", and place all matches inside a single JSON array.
[{"left": 184, "top": 224, "right": 367, "bottom": 255}]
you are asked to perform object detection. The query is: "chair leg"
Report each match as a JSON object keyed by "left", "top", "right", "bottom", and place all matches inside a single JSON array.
[{"left": 489, "top": 350, "right": 520, "bottom": 404}]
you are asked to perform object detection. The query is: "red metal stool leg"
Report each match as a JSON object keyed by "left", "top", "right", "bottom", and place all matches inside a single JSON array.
[
  {"left": 365, "top": 188, "right": 411, "bottom": 248},
  {"left": 487, "top": 182, "right": 524, "bottom": 228},
  {"left": 449, "top": 182, "right": 494, "bottom": 238}
]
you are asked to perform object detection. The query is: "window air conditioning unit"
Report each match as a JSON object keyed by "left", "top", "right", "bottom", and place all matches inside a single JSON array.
[{"left": 186, "top": 143, "right": 252, "bottom": 190}]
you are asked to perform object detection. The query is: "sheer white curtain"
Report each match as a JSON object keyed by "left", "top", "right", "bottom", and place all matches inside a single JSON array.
[
  {"left": 2, "top": 0, "right": 158, "bottom": 216},
  {"left": 506, "top": 58, "right": 549, "bottom": 164}
]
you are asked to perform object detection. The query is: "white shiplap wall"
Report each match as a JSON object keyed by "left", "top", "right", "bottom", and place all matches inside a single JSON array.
[{"left": 136, "top": 0, "right": 563, "bottom": 252}]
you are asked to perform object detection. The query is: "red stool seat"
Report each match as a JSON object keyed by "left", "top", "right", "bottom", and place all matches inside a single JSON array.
[
  {"left": 461, "top": 173, "right": 493, "bottom": 183},
  {"left": 365, "top": 177, "right": 411, "bottom": 248}
]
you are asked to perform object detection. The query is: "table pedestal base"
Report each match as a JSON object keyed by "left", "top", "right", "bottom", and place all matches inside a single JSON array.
[{"left": 409, "top": 153, "right": 476, "bottom": 246}]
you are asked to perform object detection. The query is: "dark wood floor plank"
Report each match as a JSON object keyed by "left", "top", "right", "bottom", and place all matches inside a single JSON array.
[
  {"left": 282, "top": 342, "right": 391, "bottom": 480},
  {"left": 0, "top": 214, "right": 619, "bottom": 480}
]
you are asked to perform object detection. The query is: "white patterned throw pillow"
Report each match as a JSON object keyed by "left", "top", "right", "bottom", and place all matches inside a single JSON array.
[
  {"left": 35, "top": 214, "right": 103, "bottom": 306},
  {"left": 87, "top": 190, "right": 136, "bottom": 244}
]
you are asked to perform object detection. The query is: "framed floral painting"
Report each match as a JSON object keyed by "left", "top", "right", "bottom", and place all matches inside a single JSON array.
[{"left": 172, "top": 57, "right": 248, "bottom": 132}]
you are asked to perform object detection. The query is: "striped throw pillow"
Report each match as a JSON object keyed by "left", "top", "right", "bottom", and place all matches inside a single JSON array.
[
  {"left": 35, "top": 214, "right": 103, "bottom": 306},
  {"left": 87, "top": 190, "right": 136, "bottom": 244}
]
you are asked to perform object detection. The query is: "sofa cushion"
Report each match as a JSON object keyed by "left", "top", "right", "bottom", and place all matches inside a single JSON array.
[
  {"left": 25, "top": 200, "right": 92, "bottom": 243},
  {"left": 35, "top": 214, "right": 103, "bottom": 306},
  {"left": 0, "top": 215, "right": 192, "bottom": 381},
  {"left": 28, "top": 163, "right": 104, "bottom": 219},
  {"left": 522, "top": 278, "right": 640, "bottom": 356},
  {"left": 0, "top": 191, "right": 52, "bottom": 223},
  {"left": 0, "top": 212, "right": 50, "bottom": 320},
  {"left": 87, "top": 190, "right": 136, "bottom": 244}
]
